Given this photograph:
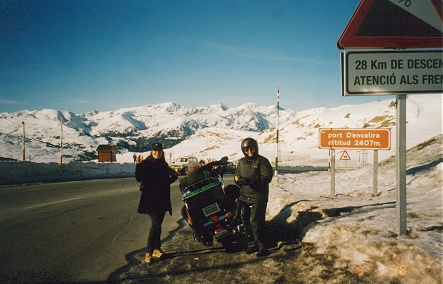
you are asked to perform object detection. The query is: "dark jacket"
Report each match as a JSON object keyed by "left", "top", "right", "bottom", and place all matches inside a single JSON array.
[
  {"left": 135, "top": 156, "right": 178, "bottom": 214},
  {"left": 235, "top": 155, "right": 273, "bottom": 203}
]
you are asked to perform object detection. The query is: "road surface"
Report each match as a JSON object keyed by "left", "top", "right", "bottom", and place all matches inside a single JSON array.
[{"left": 0, "top": 177, "right": 185, "bottom": 283}]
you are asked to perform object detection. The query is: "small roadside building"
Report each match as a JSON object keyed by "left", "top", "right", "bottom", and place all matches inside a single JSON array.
[{"left": 97, "top": 145, "right": 117, "bottom": 162}]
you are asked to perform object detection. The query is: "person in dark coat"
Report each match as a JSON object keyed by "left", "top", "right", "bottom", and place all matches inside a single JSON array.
[
  {"left": 234, "top": 138, "right": 274, "bottom": 257},
  {"left": 135, "top": 142, "right": 178, "bottom": 263}
]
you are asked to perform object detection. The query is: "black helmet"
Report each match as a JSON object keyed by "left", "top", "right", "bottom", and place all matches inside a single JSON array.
[{"left": 241, "top": 138, "right": 258, "bottom": 157}]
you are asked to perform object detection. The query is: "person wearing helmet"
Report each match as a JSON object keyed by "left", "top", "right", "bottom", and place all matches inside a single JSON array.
[{"left": 234, "top": 137, "right": 274, "bottom": 257}]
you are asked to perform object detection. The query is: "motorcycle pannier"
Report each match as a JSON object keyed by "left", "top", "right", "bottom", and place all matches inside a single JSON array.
[{"left": 182, "top": 179, "right": 225, "bottom": 208}]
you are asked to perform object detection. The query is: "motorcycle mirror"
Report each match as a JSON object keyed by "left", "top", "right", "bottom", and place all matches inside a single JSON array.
[{"left": 220, "top": 156, "right": 228, "bottom": 164}]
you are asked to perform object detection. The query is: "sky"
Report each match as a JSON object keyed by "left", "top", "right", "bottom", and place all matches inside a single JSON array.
[{"left": 0, "top": 0, "right": 395, "bottom": 114}]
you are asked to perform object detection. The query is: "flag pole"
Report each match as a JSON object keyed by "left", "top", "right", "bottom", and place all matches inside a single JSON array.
[
  {"left": 22, "top": 122, "right": 26, "bottom": 161},
  {"left": 275, "top": 87, "right": 280, "bottom": 176}
]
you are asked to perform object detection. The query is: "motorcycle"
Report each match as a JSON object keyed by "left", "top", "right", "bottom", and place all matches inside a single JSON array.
[{"left": 179, "top": 156, "right": 249, "bottom": 252}]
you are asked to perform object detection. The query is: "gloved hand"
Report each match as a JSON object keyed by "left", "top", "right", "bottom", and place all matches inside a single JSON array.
[
  {"left": 235, "top": 175, "right": 248, "bottom": 186},
  {"left": 250, "top": 176, "right": 262, "bottom": 189},
  {"left": 242, "top": 177, "right": 251, "bottom": 185}
]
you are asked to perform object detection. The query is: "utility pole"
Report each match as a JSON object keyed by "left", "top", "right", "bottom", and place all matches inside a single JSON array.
[
  {"left": 60, "top": 118, "right": 63, "bottom": 165},
  {"left": 22, "top": 122, "right": 26, "bottom": 161},
  {"left": 275, "top": 87, "right": 280, "bottom": 176}
]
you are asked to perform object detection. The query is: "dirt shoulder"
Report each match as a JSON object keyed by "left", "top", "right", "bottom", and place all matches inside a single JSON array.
[{"left": 117, "top": 225, "right": 363, "bottom": 284}]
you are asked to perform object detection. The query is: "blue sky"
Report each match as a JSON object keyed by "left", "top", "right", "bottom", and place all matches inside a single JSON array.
[{"left": 0, "top": 0, "right": 392, "bottom": 114}]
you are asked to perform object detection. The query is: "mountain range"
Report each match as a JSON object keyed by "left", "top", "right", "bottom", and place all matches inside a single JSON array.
[{"left": 0, "top": 94, "right": 441, "bottom": 164}]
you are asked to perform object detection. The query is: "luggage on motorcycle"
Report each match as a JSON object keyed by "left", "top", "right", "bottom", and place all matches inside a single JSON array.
[
  {"left": 179, "top": 157, "right": 228, "bottom": 192},
  {"left": 182, "top": 177, "right": 225, "bottom": 209},
  {"left": 179, "top": 170, "right": 211, "bottom": 192}
]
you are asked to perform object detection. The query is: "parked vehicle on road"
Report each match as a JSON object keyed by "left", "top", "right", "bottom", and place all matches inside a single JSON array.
[
  {"left": 224, "top": 161, "right": 236, "bottom": 174},
  {"left": 170, "top": 156, "right": 199, "bottom": 175}
]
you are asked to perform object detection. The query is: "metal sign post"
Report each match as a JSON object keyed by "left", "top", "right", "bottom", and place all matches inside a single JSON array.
[
  {"left": 396, "top": 94, "right": 407, "bottom": 235},
  {"left": 373, "top": 150, "right": 378, "bottom": 196},
  {"left": 331, "top": 149, "right": 335, "bottom": 197}
]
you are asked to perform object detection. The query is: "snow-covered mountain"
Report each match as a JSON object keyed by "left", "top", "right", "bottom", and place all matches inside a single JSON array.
[
  {"left": 0, "top": 94, "right": 441, "bottom": 164},
  {"left": 0, "top": 102, "right": 291, "bottom": 162}
]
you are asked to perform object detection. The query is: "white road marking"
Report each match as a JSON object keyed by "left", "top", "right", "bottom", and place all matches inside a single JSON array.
[{"left": 24, "top": 197, "right": 82, "bottom": 209}]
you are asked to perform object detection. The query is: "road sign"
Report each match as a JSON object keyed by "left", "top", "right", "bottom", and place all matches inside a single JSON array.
[
  {"left": 342, "top": 50, "right": 443, "bottom": 96},
  {"left": 340, "top": 150, "right": 351, "bottom": 160},
  {"left": 337, "top": 0, "right": 443, "bottom": 49},
  {"left": 336, "top": 0, "right": 439, "bottom": 237},
  {"left": 318, "top": 128, "right": 391, "bottom": 150}
]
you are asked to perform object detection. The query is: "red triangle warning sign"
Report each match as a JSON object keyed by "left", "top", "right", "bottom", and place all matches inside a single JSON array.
[
  {"left": 338, "top": 0, "right": 443, "bottom": 49},
  {"left": 340, "top": 150, "right": 351, "bottom": 161}
]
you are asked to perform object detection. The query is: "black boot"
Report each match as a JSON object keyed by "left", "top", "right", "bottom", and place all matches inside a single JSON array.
[
  {"left": 257, "top": 247, "right": 269, "bottom": 257},
  {"left": 245, "top": 246, "right": 259, "bottom": 254}
]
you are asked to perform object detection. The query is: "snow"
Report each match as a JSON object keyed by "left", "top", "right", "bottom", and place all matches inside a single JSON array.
[
  {"left": 267, "top": 136, "right": 442, "bottom": 282},
  {"left": 115, "top": 94, "right": 441, "bottom": 166},
  {"left": 3, "top": 95, "right": 440, "bottom": 165},
  {"left": 116, "top": 94, "right": 442, "bottom": 283},
  {"left": 118, "top": 133, "right": 442, "bottom": 283},
  {"left": 1, "top": 94, "right": 442, "bottom": 282}
]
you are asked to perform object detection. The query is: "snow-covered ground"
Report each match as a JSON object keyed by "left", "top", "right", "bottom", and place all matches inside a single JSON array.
[
  {"left": 118, "top": 134, "right": 442, "bottom": 284},
  {"left": 268, "top": 134, "right": 442, "bottom": 283},
  {"left": 117, "top": 95, "right": 442, "bottom": 284}
]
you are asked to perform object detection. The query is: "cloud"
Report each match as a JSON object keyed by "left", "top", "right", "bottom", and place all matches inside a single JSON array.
[
  {"left": 72, "top": 99, "right": 94, "bottom": 105},
  {"left": 0, "top": 98, "right": 21, "bottom": 105}
]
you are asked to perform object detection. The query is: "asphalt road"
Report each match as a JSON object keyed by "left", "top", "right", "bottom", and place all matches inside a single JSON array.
[{"left": 0, "top": 177, "right": 186, "bottom": 283}]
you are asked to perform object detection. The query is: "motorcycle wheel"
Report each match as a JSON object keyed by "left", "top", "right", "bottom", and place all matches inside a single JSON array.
[
  {"left": 219, "top": 234, "right": 249, "bottom": 253},
  {"left": 219, "top": 236, "right": 236, "bottom": 253}
]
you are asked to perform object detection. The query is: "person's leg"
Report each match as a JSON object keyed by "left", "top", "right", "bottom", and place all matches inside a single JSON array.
[
  {"left": 244, "top": 203, "right": 260, "bottom": 254},
  {"left": 242, "top": 202, "right": 251, "bottom": 228},
  {"left": 232, "top": 199, "right": 249, "bottom": 226},
  {"left": 146, "top": 212, "right": 165, "bottom": 261},
  {"left": 249, "top": 201, "right": 268, "bottom": 256}
]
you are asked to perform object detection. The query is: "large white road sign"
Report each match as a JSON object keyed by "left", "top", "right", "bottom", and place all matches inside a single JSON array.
[{"left": 342, "top": 50, "right": 443, "bottom": 96}]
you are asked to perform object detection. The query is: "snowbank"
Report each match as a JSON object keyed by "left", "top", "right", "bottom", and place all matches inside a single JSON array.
[
  {"left": 0, "top": 161, "right": 135, "bottom": 185},
  {"left": 266, "top": 134, "right": 442, "bottom": 283}
]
